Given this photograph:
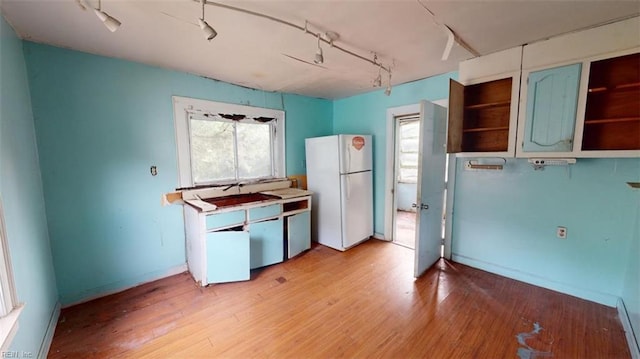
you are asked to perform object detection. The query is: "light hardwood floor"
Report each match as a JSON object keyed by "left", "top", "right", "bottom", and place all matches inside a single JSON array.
[{"left": 49, "top": 240, "right": 630, "bottom": 358}]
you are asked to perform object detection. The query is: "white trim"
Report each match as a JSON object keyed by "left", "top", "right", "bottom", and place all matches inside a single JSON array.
[
  {"left": 452, "top": 253, "right": 619, "bottom": 306},
  {"left": 172, "top": 96, "right": 285, "bottom": 188},
  {"left": 38, "top": 302, "right": 61, "bottom": 359},
  {"left": 618, "top": 298, "right": 640, "bottom": 359},
  {"left": 0, "top": 304, "right": 23, "bottom": 352},
  {"left": 62, "top": 264, "right": 188, "bottom": 308},
  {"left": 384, "top": 104, "right": 421, "bottom": 242}
]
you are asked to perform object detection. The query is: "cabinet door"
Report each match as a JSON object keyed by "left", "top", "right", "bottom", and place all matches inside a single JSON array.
[
  {"left": 522, "top": 63, "right": 581, "bottom": 152},
  {"left": 249, "top": 218, "right": 284, "bottom": 269},
  {"left": 447, "top": 79, "right": 464, "bottom": 153},
  {"left": 206, "top": 231, "right": 250, "bottom": 284},
  {"left": 287, "top": 211, "right": 311, "bottom": 259}
]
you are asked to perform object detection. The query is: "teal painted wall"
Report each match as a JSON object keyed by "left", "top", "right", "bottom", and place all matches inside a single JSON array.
[
  {"left": 22, "top": 42, "right": 332, "bottom": 305},
  {"left": 333, "top": 73, "right": 456, "bottom": 235},
  {"left": 622, "top": 198, "right": 639, "bottom": 348},
  {"left": 451, "top": 158, "right": 640, "bottom": 306},
  {"left": 0, "top": 16, "right": 59, "bottom": 355}
]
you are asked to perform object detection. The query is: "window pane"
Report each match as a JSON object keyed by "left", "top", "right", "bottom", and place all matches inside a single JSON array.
[
  {"left": 190, "top": 119, "right": 235, "bottom": 183},
  {"left": 237, "top": 122, "right": 272, "bottom": 179}
]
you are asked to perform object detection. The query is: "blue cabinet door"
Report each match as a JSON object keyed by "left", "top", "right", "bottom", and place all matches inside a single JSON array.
[
  {"left": 206, "top": 231, "right": 250, "bottom": 284},
  {"left": 523, "top": 63, "right": 581, "bottom": 152},
  {"left": 249, "top": 218, "right": 284, "bottom": 269},
  {"left": 287, "top": 212, "right": 311, "bottom": 259}
]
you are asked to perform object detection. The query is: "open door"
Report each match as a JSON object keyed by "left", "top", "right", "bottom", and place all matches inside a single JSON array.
[{"left": 414, "top": 100, "right": 447, "bottom": 277}]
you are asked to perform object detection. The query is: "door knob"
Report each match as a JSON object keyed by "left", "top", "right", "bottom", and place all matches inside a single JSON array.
[{"left": 420, "top": 204, "right": 429, "bottom": 210}]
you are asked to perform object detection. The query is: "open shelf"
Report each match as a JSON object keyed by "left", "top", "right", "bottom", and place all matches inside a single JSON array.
[
  {"left": 465, "top": 101, "right": 511, "bottom": 110},
  {"left": 583, "top": 52, "right": 640, "bottom": 151},
  {"left": 584, "top": 117, "right": 640, "bottom": 125},
  {"left": 588, "top": 82, "right": 640, "bottom": 94},
  {"left": 462, "top": 126, "right": 509, "bottom": 133}
]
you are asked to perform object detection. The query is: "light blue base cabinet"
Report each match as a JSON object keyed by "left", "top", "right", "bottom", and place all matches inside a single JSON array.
[
  {"left": 249, "top": 218, "right": 284, "bottom": 269},
  {"left": 206, "top": 231, "right": 250, "bottom": 283},
  {"left": 522, "top": 63, "right": 582, "bottom": 152},
  {"left": 287, "top": 211, "right": 311, "bottom": 259}
]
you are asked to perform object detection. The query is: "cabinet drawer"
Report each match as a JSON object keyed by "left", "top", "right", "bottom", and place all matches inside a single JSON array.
[
  {"left": 248, "top": 203, "right": 281, "bottom": 222},
  {"left": 206, "top": 210, "right": 246, "bottom": 230}
]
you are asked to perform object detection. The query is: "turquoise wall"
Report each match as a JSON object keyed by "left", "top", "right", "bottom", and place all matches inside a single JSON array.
[
  {"left": 0, "top": 16, "right": 59, "bottom": 355},
  {"left": 332, "top": 71, "right": 638, "bottom": 313},
  {"left": 451, "top": 158, "right": 640, "bottom": 306},
  {"left": 622, "top": 198, "right": 639, "bottom": 348},
  {"left": 333, "top": 74, "right": 456, "bottom": 236},
  {"left": 22, "top": 42, "right": 332, "bottom": 305}
]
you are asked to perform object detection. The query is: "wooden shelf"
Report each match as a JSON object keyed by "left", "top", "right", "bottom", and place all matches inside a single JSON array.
[
  {"left": 588, "top": 82, "right": 640, "bottom": 94},
  {"left": 584, "top": 117, "right": 640, "bottom": 125},
  {"left": 462, "top": 126, "right": 509, "bottom": 133},
  {"left": 465, "top": 101, "right": 511, "bottom": 110}
]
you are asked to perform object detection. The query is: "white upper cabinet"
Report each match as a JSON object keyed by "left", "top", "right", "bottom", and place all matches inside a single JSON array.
[
  {"left": 516, "top": 16, "right": 640, "bottom": 158},
  {"left": 448, "top": 16, "right": 640, "bottom": 158},
  {"left": 448, "top": 47, "right": 522, "bottom": 157}
]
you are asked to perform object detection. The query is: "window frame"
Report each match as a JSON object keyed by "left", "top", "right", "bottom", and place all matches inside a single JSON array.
[
  {"left": 173, "top": 97, "right": 285, "bottom": 188},
  {"left": 0, "top": 197, "right": 23, "bottom": 352},
  {"left": 397, "top": 117, "right": 420, "bottom": 184}
]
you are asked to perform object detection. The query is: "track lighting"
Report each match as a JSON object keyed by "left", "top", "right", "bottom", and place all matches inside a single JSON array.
[
  {"left": 199, "top": 0, "right": 217, "bottom": 41},
  {"left": 197, "top": 1, "right": 394, "bottom": 85},
  {"left": 94, "top": 0, "right": 120, "bottom": 32},
  {"left": 373, "top": 55, "right": 382, "bottom": 87},
  {"left": 384, "top": 69, "right": 392, "bottom": 96},
  {"left": 314, "top": 34, "right": 323, "bottom": 64}
]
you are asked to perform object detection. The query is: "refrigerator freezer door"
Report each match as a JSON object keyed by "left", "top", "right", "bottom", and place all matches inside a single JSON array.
[
  {"left": 338, "top": 135, "right": 372, "bottom": 174},
  {"left": 340, "top": 171, "right": 373, "bottom": 248}
]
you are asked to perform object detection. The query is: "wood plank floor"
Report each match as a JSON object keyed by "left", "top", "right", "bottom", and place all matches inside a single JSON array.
[{"left": 48, "top": 240, "right": 630, "bottom": 358}]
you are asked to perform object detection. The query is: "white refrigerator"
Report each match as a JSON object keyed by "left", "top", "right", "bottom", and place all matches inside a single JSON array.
[{"left": 305, "top": 135, "right": 374, "bottom": 251}]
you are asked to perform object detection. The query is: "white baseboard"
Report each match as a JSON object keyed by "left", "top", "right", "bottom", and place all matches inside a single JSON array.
[
  {"left": 618, "top": 298, "right": 640, "bottom": 359},
  {"left": 452, "top": 254, "right": 619, "bottom": 306},
  {"left": 38, "top": 302, "right": 60, "bottom": 359},
  {"left": 372, "top": 233, "right": 386, "bottom": 241},
  {"left": 62, "top": 264, "right": 188, "bottom": 308}
]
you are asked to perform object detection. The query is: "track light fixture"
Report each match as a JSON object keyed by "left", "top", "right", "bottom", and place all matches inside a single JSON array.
[
  {"left": 314, "top": 34, "right": 324, "bottom": 64},
  {"left": 94, "top": 0, "right": 121, "bottom": 32},
  {"left": 199, "top": 0, "right": 217, "bottom": 41},
  {"left": 372, "top": 54, "right": 382, "bottom": 87},
  {"left": 197, "top": 1, "right": 394, "bottom": 87},
  {"left": 384, "top": 69, "right": 392, "bottom": 96}
]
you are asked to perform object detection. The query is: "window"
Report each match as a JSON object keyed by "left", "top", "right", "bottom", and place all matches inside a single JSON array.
[
  {"left": 173, "top": 97, "right": 285, "bottom": 188},
  {"left": 398, "top": 119, "right": 420, "bottom": 183},
  {"left": 0, "top": 198, "right": 22, "bottom": 351}
]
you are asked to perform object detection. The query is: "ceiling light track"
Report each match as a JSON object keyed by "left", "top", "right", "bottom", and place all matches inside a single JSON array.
[{"left": 196, "top": 0, "right": 391, "bottom": 75}]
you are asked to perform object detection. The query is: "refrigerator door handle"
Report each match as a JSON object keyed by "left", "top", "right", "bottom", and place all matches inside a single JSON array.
[{"left": 346, "top": 175, "right": 351, "bottom": 199}]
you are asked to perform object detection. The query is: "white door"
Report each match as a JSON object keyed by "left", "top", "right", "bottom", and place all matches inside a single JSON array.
[
  {"left": 340, "top": 171, "right": 374, "bottom": 248},
  {"left": 414, "top": 101, "right": 447, "bottom": 277}
]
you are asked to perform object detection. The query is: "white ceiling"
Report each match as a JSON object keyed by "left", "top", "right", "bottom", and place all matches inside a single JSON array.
[{"left": 2, "top": 0, "right": 639, "bottom": 99}]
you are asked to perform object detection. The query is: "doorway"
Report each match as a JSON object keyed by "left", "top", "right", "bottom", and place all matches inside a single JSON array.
[
  {"left": 392, "top": 116, "right": 420, "bottom": 249},
  {"left": 385, "top": 101, "right": 453, "bottom": 268}
]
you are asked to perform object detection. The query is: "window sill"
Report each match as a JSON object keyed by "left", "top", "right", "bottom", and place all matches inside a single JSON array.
[{"left": 0, "top": 304, "right": 24, "bottom": 352}]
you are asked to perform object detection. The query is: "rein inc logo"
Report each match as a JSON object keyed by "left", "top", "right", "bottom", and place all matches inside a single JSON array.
[
  {"left": 2, "top": 352, "right": 33, "bottom": 358},
  {"left": 352, "top": 136, "right": 365, "bottom": 150}
]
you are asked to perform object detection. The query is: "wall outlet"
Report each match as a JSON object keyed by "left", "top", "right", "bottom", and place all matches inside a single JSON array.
[{"left": 557, "top": 226, "right": 567, "bottom": 239}]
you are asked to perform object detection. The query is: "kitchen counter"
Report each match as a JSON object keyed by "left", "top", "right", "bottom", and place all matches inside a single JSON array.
[
  {"left": 182, "top": 186, "right": 312, "bottom": 286},
  {"left": 184, "top": 187, "right": 312, "bottom": 213}
]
